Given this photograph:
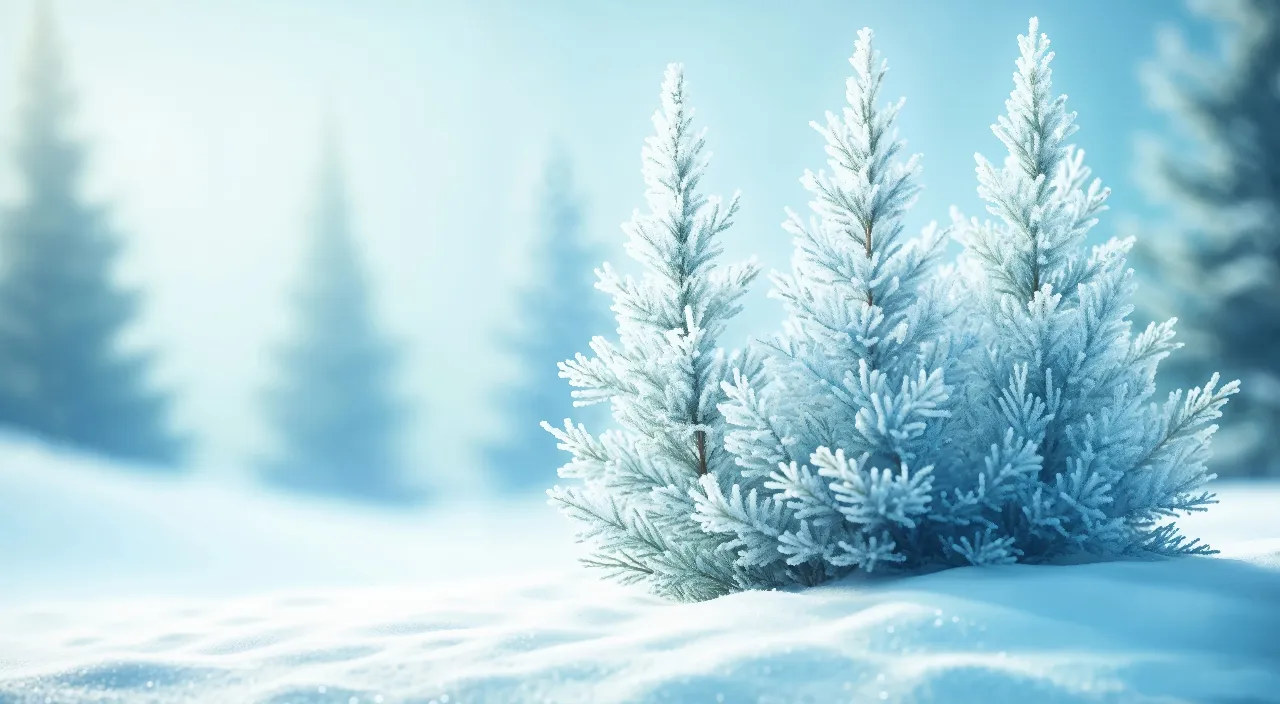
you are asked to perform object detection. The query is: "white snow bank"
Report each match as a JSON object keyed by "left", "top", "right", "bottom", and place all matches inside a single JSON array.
[
  {"left": 2, "top": 549, "right": 1278, "bottom": 703},
  {"left": 1, "top": 437, "right": 1278, "bottom": 703}
]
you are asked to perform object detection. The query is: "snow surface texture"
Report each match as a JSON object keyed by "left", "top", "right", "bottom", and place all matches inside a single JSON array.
[{"left": 1, "top": 438, "right": 1278, "bottom": 704}]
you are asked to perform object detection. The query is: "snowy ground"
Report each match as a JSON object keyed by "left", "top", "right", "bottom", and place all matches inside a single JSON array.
[{"left": 1, "top": 438, "right": 1278, "bottom": 703}]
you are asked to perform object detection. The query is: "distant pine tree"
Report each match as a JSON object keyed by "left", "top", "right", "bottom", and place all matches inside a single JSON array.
[
  {"left": 0, "top": 3, "right": 184, "bottom": 465},
  {"left": 1135, "top": 0, "right": 1280, "bottom": 477},
  {"left": 485, "top": 154, "right": 609, "bottom": 493},
  {"left": 261, "top": 134, "right": 414, "bottom": 503}
]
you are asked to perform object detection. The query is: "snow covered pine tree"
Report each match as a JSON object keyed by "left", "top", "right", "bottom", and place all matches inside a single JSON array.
[
  {"left": 696, "top": 28, "right": 960, "bottom": 584},
  {"left": 544, "top": 64, "right": 762, "bottom": 601},
  {"left": 945, "top": 17, "right": 1237, "bottom": 563},
  {"left": 551, "top": 20, "right": 1238, "bottom": 601}
]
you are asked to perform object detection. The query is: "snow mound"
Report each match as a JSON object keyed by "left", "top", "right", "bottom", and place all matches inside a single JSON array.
[
  {"left": 2, "top": 546, "right": 1279, "bottom": 703},
  {"left": 0, "top": 437, "right": 1278, "bottom": 703}
]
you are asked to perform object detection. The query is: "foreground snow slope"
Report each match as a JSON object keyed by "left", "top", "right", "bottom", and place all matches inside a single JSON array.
[
  {"left": 1, "top": 437, "right": 1278, "bottom": 703},
  {"left": 3, "top": 548, "right": 1279, "bottom": 704}
]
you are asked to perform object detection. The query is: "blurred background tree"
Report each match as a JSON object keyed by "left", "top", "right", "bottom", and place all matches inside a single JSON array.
[
  {"left": 1134, "top": 0, "right": 1280, "bottom": 477},
  {"left": 483, "top": 152, "right": 610, "bottom": 493},
  {"left": 0, "top": 3, "right": 184, "bottom": 467},
  {"left": 259, "top": 132, "right": 416, "bottom": 503}
]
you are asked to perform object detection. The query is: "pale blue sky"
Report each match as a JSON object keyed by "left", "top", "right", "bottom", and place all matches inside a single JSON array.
[{"left": 0, "top": 1, "right": 1206, "bottom": 495}]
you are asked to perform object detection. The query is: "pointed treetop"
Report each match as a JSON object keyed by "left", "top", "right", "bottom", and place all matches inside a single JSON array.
[
  {"left": 849, "top": 28, "right": 888, "bottom": 105},
  {"left": 781, "top": 20, "right": 924, "bottom": 323},
  {"left": 311, "top": 114, "right": 353, "bottom": 248},
  {"left": 21, "top": 0, "right": 74, "bottom": 126},
  {"left": 963, "top": 16, "right": 1094, "bottom": 302},
  {"left": 831, "top": 25, "right": 917, "bottom": 216},
  {"left": 28, "top": 0, "right": 60, "bottom": 70},
  {"left": 649, "top": 61, "right": 724, "bottom": 206},
  {"left": 659, "top": 63, "right": 688, "bottom": 120},
  {"left": 994, "top": 16, "right": 1077, "bottom": 182},
  {"left": 317, "top": 110, "right": 345, "bottom": 192},
  {"left": 646, "top": 62, "right": 706, "bottom": 203},
  {"left": 617, "top": 61, "right": 748, "bottom": 343}
]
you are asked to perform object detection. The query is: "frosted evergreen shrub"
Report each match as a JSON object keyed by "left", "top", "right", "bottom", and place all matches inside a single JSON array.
[
  {"left": 549, "top": 19, "right": 1238, "bottom": 602},
  {"left": 544, "top": 64, "right": 766, "bottom": 602}
]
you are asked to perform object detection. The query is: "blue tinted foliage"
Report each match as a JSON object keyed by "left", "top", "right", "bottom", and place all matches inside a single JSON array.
[
  {"left": 0, "top": 6, "right": 183, "bottom": 466},
  {"left": 485, "top": 154, "right": 610, "bottom": 493},
  {"left": 1136, "top": 0, "right": 1280, "bottom": 477},
  {"left": 260, "top": 136, "right": 413, "bottom": 504}
]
